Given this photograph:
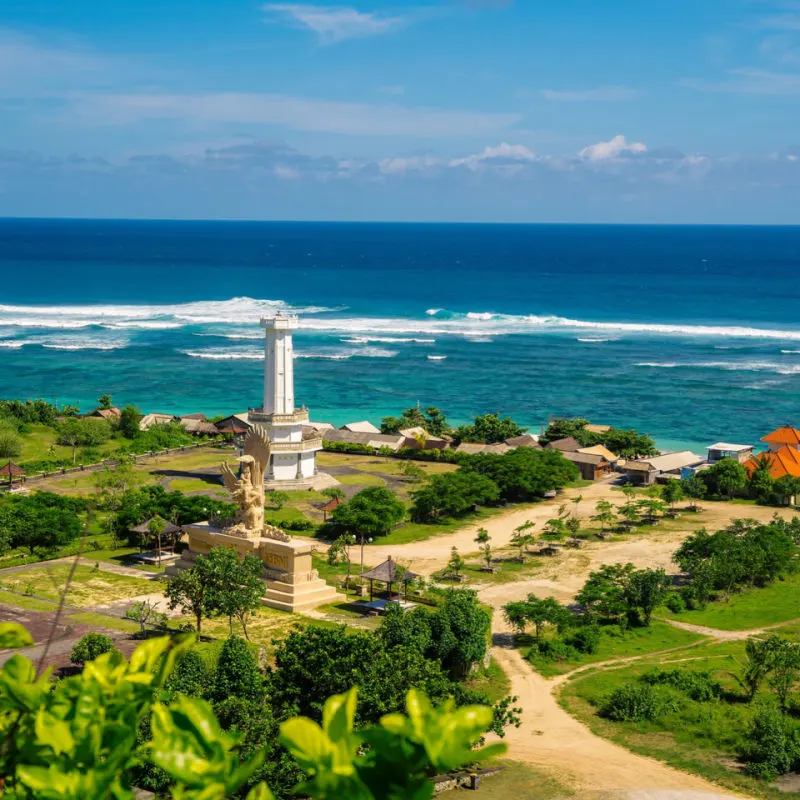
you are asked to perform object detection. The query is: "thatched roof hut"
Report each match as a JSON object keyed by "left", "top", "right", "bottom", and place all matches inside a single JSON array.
[{"left": 361, "top": 556, "right": 419, "bottom": 602}]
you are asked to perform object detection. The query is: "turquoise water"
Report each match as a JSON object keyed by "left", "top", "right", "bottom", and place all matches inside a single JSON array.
[{"left": 2, "top": 219, "right": 799, "bottom": 451}]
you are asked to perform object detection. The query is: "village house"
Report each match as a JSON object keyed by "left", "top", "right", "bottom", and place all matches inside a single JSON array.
[
  {"left": 322, "top": 428, "right": 406, "bottom": 452},
  {"left": 562, "top": 451, "right": 613, "bottom": 481},
  {"left": 744, "top": 425, "right": 800, "bottom": 480},
  {"left": 341, "top": 420, "right": 381, "bottom": 434},
  {"left": 139, "top": 412, "right": 175, "bottom": 431},
  {"left": 706, "top": 442, "right": 754, "bottom": 464},
  {"left": 398, "top": 426, "right": 449, "bottom": 451},
  {"left": 621, "top": 450, "right": 704, "bottom": 486},
  {"left": 577, "top": 443, "right": 618, "bottom": 463},
  {"left": 504, "top": 434, "right": 541, "bottom": 449},
  {"left": 546, "top": 436, "right": 581, "bottom": 453},
  {"left": 91, "top": 407, "right": 121, "bottom": 422}
]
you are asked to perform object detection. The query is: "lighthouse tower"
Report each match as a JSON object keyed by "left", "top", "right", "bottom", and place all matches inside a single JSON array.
[{"left": 249, "top": 313, "right": 322, "bottom": 484}]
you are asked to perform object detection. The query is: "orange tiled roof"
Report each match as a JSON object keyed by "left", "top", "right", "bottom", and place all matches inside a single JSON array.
[
  {"left": 761, "top": 425, "right": 800, "bottom": 446},
  {"left": 745, "top": 446, "right": 800, "bottom": 480}
]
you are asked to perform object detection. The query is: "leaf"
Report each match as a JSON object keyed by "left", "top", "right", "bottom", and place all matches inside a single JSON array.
[
  {"left": 0, "top": 621, "right": 34, "bottom": 649},
  {"left": 322, "top": 687, "right": 357, "bottom": 741},
  {"left": 245, "top": 783, "right": 276, "bottom": 800},
  {"left": 279, "top": 717, "right": 332, "bottom": 768},
  {"left": 35, "top": 709, "right": 75, "bottom": 755}
]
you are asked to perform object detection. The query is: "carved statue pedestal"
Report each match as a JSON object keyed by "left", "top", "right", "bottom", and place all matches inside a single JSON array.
[{"left": 167, "top": 522, "right": 339, "bottom": 613}]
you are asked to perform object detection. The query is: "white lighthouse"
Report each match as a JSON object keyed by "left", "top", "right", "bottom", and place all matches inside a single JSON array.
[{"left": 249, "top": 313, "right": 322, "bottom": 485}]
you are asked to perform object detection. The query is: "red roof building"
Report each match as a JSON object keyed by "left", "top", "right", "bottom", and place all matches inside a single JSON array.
[
  {"left": 761, "top": 425, "right": 800, "bottom": 451},
  {"left": 745, "top": 447, "right": 800, "bottom": 480}
]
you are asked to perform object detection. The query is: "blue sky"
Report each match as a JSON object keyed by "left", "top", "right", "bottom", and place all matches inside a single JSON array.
[{"left": 1, "top": 0, "right": 799, "bottom": 222}]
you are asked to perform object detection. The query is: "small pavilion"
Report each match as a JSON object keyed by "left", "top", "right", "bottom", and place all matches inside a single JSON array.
[
  {"left": 131, "top": 516, "right": 183, "bottom": 563},
  {"left": 318, "top": 495, "right": 344, "bottom": 521},
  {"left": 360, "top": 555, "right": 419, "bottom": 603},
  {"left": 1, "top": 461, "right": 25, "bottom": 490}
]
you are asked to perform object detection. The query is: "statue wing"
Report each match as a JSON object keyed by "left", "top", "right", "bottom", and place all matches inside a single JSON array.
[
  {"left": 220, "top": 461, "right": 239, "bottom": 494},
  {"left": 245, "top": 424, "right": 271, "bottom": 480}
]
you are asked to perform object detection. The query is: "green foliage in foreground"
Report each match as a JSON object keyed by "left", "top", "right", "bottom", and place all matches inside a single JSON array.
[{"left": 0, "top": 622, "right": 505, "bottom": 800}]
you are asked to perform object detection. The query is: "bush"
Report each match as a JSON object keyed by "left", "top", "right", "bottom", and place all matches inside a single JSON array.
[
  {"left": 210, "top": 635, "right": 264, "bottom": 703},
  {"left": 664, "top": 592, "right": 686, "bottom": 614},
  {"left": 70, "top": 632, "right": 114, "bottom": 665},
  {"left": 600, "top": 683, "right": 680, "bottom": 722},
  {"left": 531, "top": 638, "right": 579, "bottom": 663},
  {"left": 165, "top": 650, "right": 208, "bottom": 697},
  {"left": 265, "top": 517, "right": 315, "bottom": 532},
  {"left": 566, "top": 625, "right": 602, "bottom": 655},
  {"left": 741, "top": 705, "right": 800, "bottom": 781},
  {"left": 640, "top": 668, "right": 721, "bottom": 702}
]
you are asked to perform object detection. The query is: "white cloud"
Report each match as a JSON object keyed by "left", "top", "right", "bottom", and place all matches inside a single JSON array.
[
  {"left": 378, "top": 155, "right": 441, "bottom": 174},
  {"left": 681, "top": 67, "right": 800, "bottom": 95},
  {"left": 450, "top": 141, "right": 536, "bottom": 169},
  {"left": 0, "top": 28, "right": 102, "bottom": 89},
  {"left": 579, "top": 134, "right": 647, "bottom": 161},
  {"left": 65, "top": 91, "right": 521, "bottom": 138},
  {"left": 541, "top": 86, "right": 640, "bottom": 103},
  {"left": 263, "top": 4, "right": 405, "bottom": 43}
]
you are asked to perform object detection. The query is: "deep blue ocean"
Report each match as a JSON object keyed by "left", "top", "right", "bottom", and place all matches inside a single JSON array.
[{"left": 2, "top": 219, "right": 799, "bottom": 452}]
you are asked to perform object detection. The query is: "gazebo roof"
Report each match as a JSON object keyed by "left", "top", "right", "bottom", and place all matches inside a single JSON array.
[
  {"left": 361, "top": 556, "right": 418, "bottom": 583},
  {"left": 319, "top": 496, "right": 344, "bottom": 513},
  {"left": 130, "top": 516, "right": 182, "bottom": 535},
  {"left": 0, "top": 461, "right": 25, "bottom": 477}
]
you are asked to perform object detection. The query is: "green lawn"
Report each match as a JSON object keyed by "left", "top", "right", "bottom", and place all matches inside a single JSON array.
[
  {"left": 558, "top": 637, "right": 788, "bottom": 800},
  {"left": 471, "top": 761, "right": 573, "bottom": 800},
  {"left": 458, "top": 552, "right": 545, "bottom": 585},
  {"left": 0, "top": 565, "right": 155, "bottom": 607},
  {"left": 524, "top": 621, "right": 707, "bottom": 678},
  {"left": 464, "top": 657, "right": 511, "bottom": 704},
  {"left": 17, "top": 424, "right": 124, "bottom": 467},
  {"left": 0, "top": 588, "right": 57, "bottom": 611},
  {"left": 335, "top": 473, "right": 387, "bottom": 487},
  {"left": 663, "top": 573, "right": 800, "bottom": 631},
  {"left": 167, "top": 476, "right": 227, "bottom": 495}
]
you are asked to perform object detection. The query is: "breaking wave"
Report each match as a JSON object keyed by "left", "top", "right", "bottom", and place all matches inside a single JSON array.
[
  {"left": 636, "top": 361, "right": 800, "bottom": 375},
  {"left": 182, "top": 346, "right": 398, "bottom": 361}
]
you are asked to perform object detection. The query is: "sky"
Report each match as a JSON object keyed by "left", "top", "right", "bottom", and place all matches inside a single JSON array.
[{"left": 1, "top": 0, "right": 800, "bottom": 223}]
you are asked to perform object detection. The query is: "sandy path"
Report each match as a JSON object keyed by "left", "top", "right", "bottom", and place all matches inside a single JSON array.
[{"left": 489, "top": 608, "right": 746, "bottom": 800}]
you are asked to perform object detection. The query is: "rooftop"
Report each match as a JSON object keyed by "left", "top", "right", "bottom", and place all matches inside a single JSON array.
[
  {"left": 761, "top": 425, "right": 800, "bottom": 447},
  {"left": 361, "top": 556, "right": 419, "bottom": 583},
  {"left": 706, "top": 442, "right": 753, "bottom": 452}
]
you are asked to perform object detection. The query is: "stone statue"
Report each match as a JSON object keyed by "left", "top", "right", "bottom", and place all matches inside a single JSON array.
[{"left": 220, "top": 424, "right": 272, "bottom": 538}]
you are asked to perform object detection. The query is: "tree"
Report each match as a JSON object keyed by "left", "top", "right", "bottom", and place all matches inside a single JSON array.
[
  {"left": 125, "top": 599, "right": 167, "bottom": 638},
  {"left": 774, "top": 475, "right": 800, "bottom": 506},
  {"left": 734, "top": 636, "right": 784, "bottom": 702},
  {"left": 702, "top": 458, "right": 748, "bottom": 499},
  {"left": 0, "top": 427, "right": 22, "bottom": 459},
  {"left": 164, "top": 567, "right": 209, "bottom": 634},
  {"left": 328, "top": 534, "right": 355, "bottom": 587},
  {"left": 410, "top": 471, "right": 499, "bottom": 522},
  {"left": 380, "top": 406, "right": 450, "bottom": 437},
  {"left": 661, "top": 479, "right": 684, "bottom": 510},
  {"left": 197, "top": 547, "right": 265, "bottom": 639},
  {"left": 428, "top": 589, "right": 491, "bottom": 679},
  {"left": 475, "top": 527, "right": 490, "bottom": 545},
  {"left": 503, "top": 595, "right": 567, "bottom": 640},
  {"left": 681, "top": 473, "right": 708, "bottom": 502},
  {"left": 617, "top": 501, "right": 641, "bottom": 527},
  {"left": 58, "top": 418, "right": 112, "bottom": 464},
  {"left": 97, "top": 393, "right": 113, "bottom": 410},
  {"left": 211, "top": 635, "right": 264, "bottom": 702},
  {"left": 462, "top": 447, "right": 578, "bottom": 503},
  {"left": 446, "top": 546, "right": 464, "bottom": 579},
  {"left": 6, "top": 497, "right": 82, "bottom": 555},
  {"left": 475, "top": 527, "right": 492, "bottom": 570},
  {"left": 268, "top": 490, "right": 289, "bottom": 510},
  {"left": 624, "top": 568, "right": 670, "bottom": 625},
  {"left": 592, "top": 499, "right": 617, "bottom": 532},
  {"left": 94, "top": 455, "right": 144, "bottom": 508},
  {"left": 119, "top": 404, "right": 142, "bottom": 439},
  {"left": 322, "top": 487, "right": 345, "bottom": 501},
  {"left": 510, "top": 520, "right": 536, "bottom": 561},
  {"left": 452, "top": 413, "right": 526, "bottom": 445},
  {"left": 70, "top": 632, "right": 114, "bottom": 664},
  {"left": 576, "top": 563, "right": 635, "bottom": 624},
  {"left": 637, "top": 497, "right": 667, "bottom": 522},
  {"left": 768, "top": 638, "right": 800, "bottom": 710},
  {"left": 331, "top": 486, "right": 405, "bottom": 538}
]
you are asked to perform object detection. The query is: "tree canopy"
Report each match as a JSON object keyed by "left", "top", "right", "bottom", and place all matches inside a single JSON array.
[
  {"left": 452, "top": 413, "right": 526, "bottom": 445},
  {"left": 329, "top": 486, "right": 405, "bottom": 538}
]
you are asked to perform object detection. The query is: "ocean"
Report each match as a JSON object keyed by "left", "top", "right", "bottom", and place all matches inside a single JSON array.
[{"left": 1, "top": 219, "right": 799, "bottom": 452}]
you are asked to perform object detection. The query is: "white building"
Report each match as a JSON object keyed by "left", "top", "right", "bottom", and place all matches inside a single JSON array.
[{"left": 248, "top": 313, "right": 323, "bottom": 484}]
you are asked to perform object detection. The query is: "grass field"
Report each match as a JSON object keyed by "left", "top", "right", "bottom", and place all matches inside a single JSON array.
[
  {"left": 0, "top": 564, "right": 155, "bottom": 607},
  {"left": 464, "top": 657, "right": 511, "bottom": 704},
  {"left": 558, "top": 637, "right": 786, "bottom": 799},
  {"left": 471, "top": 760, "right": 573, "bottom": 799},
  {"left": 523, "top": 621, "right": 707, "bottom": 678},
  {"left": 458, "top": 551, "right": 545, "bottom": 585},
  {"left": 663, "top": 573, "right": 800, "bottom": 631},
  {"left": 17, "top": 423, "right": 125, "bottom": 466}
]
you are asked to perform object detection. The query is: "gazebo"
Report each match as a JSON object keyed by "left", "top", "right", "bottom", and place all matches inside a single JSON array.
[
  {"left": 1, "top": 461, "right": 25, "bottom": 490},
  {"left": 360, "top": 555, "right": 419, "bottom": 603},
  {"left": 318, "top": 495, "right": 344, "bottom": 521},
  {"left": 131, "top": 516, "right": 182, "bottom": 563}
]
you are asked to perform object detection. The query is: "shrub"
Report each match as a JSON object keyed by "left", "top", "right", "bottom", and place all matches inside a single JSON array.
[
  {"left": 70, "top": 632, "right": 114, "bottom": 664},
  {"left": 210, "top": 635, "right": 264, "bottom": 702},
  {"left": 265, "top": 517, "right": 315, "bottom": 532},
  {"left": 741, "top": 704, "right": 800, "bottom": 781},
  {"left": 600, "top": 683, "right": 680, "bottom": 722},
  {"left": 641, "top": 668, "right": 721, "bottom": 702},
  {"left": 164, "top": 649, "right": 208, "bottom": 697},
  {"left": 531, "top": 638, "right": 579, "bottom": 663},
  {"left": 566, "top": 625, "right": 601, "bottom": 655},
  {"left": 664, "top": 592, "right": 686, "bottom": 614}
]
